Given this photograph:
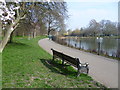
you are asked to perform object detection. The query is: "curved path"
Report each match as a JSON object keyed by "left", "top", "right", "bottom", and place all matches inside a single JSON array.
[{"left": 38, "top": 38, "right": 119, "bottom": 88}]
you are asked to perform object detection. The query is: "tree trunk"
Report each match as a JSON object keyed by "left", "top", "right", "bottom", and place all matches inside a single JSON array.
[
  {"left": 48, "top": 20, "right": 51, "bottom": 36},
  {"left": 28, "top": 33, "right": 31, "bottom": 40},
  {"left": 0, "top": 21, "right": 2, "bottom": 53},
  {"left": 23, "top": 32, "right": 24, "bottom": 37},
  {"left": 31, "top": 32, "right": 34, "bottom": 39},
  {"left": 33, "top": 29, "right": 36, "bottom": 38},
  {"left": 0, "top": 21, "right": 2, "bottom": 41},
  {"left": 16, "top": 31, "right": 19, "bottom": 36},
  {"left": 0, "top": 20, "right": 2, "bottom": 90},
  {"left": 33, "top": 31, "right": 36, "bottom": 38},
  {"left": 0, "top": 10, "right": 25, "bottom": 53},
  {"left": 3, "top": 31, "right": 6, "bottom": 37},
  {"left": 0, "top": 26, "right": 14, "bottom": 53},
  {"left": 9, "top": 31, "right": 14, "bottom": 43},
  {"left": 48, "top": 28, "right": 51, "bottom": 36},
  {"left": 34, "top": 29, "right": 36, "bottom": 38}
]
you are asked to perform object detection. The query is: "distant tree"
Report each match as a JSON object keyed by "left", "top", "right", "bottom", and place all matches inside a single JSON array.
[
  {"left": 67, "top": 29, "right": 72, "bottom": 35},
  {"left": 45, "top": 2, "right": 68, "bottom": 35},
  {"left": 118, "top": 22, "right": 120, "bottom": 36},
  {"left": 71, "top": 28, "right": 80, "bottom": 36},
  {"left": 99, "top": 20, "right": 117, "bottom": 36},
  {"left": 87, "top": 19, "right": 100, "bottom": 36},
  {"left": 80, "top": 19, "right": 118, "bottom": 37}
]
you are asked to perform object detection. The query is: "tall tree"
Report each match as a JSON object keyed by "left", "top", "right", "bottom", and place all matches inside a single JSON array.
[
  {"left": 45, "top": 2, "right": 68, "bottom": 35},
  {"left": 0, "top": 1, "right": 27, "bottom": 52}
]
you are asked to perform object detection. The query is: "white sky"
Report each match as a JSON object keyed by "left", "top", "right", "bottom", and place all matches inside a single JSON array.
[
  {"left": 66, "top": 1, "right": 118, "bottom": 30},
  {"left": 65, "top": 0, "right": 119, "bottom": 2}
]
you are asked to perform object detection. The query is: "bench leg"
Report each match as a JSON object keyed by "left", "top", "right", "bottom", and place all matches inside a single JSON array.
[
  {"left": 86, "top": 67, "right": 89, "bottom": 74},
  {"left": 77, "top": 67, "right": 80, "bottom": 77},
  {"left": 62, "top": 59, "right": 64, "bottom": 65},
  {"left": 53, "top": 55, "right": 55, "bottom": 61}
]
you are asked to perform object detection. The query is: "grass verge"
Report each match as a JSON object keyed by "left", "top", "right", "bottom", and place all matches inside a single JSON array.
[{"left": 2, "top": 36, "right": 106, "bottom": 88}]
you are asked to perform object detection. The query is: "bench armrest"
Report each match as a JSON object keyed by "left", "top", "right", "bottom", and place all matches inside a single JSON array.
[{"left": 79, "top": 62, "right": 89, "bottom": 67}]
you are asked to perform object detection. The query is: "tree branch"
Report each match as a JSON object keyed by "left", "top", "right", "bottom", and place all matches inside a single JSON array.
[
  {"left": 20, "top": 14, "right": 26, "bottom": 20},
  {"left": 13, "top": 23, "right": 19, "bottom": 30}
]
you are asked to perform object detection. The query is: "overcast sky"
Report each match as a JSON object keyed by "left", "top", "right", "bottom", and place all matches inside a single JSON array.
[{"left": 66, "top": 1, "right": 118, "bottom": 30}]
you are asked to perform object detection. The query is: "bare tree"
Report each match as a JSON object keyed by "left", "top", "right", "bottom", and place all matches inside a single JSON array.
[
  {"left": 45, "top": 2, "right": 68, "bottom": 35},
  {"left": 100, "top": 20, "right": 118, "bottom": 36}
]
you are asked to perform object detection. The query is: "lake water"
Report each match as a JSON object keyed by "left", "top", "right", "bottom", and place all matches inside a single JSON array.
[{"left": 65, "top": 37, "right": 119, "bottom": 56}]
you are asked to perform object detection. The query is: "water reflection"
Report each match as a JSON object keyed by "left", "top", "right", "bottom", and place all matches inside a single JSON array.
[{"left": 66, "top": 38, "right": 118, "bottom": 56}]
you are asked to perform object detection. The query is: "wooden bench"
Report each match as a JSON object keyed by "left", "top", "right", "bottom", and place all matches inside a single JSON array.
[{"left": 51, "top": 48, "right": 89, "bottom": 76}]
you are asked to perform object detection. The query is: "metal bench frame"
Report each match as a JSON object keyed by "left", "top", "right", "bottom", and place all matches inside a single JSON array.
[{"left": 51, "top": 48, "right": 89, "bottom": 76}]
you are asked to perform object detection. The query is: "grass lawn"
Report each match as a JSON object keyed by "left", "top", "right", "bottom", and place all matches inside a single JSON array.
[
  {"left": 2, "top": 36, "right": 106, "bottom": 88},
  {"left": 0, "top": 53, "right": 1, "bottom": 89}
]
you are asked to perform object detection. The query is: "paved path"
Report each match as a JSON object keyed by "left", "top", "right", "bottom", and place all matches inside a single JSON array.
[{"left": 38, "top": 38, "right": 119, "bottom": 88}]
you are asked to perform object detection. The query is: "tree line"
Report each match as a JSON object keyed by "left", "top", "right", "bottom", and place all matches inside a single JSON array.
[{"left": 68, "top": 19, "right": 118, "bottom": 37}]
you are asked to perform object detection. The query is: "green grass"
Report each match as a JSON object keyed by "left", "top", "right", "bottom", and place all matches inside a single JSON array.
[
  {"left": 2, "top": 36, "right": 106, "bottom": 88},
  {"left": 0, "top": 53, "right": 2, "bottom": 89}
]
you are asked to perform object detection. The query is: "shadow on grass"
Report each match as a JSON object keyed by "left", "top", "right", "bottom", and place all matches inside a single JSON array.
[
  {"left": 8, "top": 42, "right": 28, "bottom": 46},
  {"left": 6, "top": 42, "right": 31, "bottom": 49},
  {"left": 40, "top": 59, "right": 78, "bottom": 77}
]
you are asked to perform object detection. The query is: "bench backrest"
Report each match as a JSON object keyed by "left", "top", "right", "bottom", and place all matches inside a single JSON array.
[
  {"left": 52, "top": 49, "right": 63, "bottom": 59},
  {"left": 62, "top": 54, "right": 80, "bottom": 68},
  {"left": 51, "top": 49, "right": 80, "bottom": 68}
]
